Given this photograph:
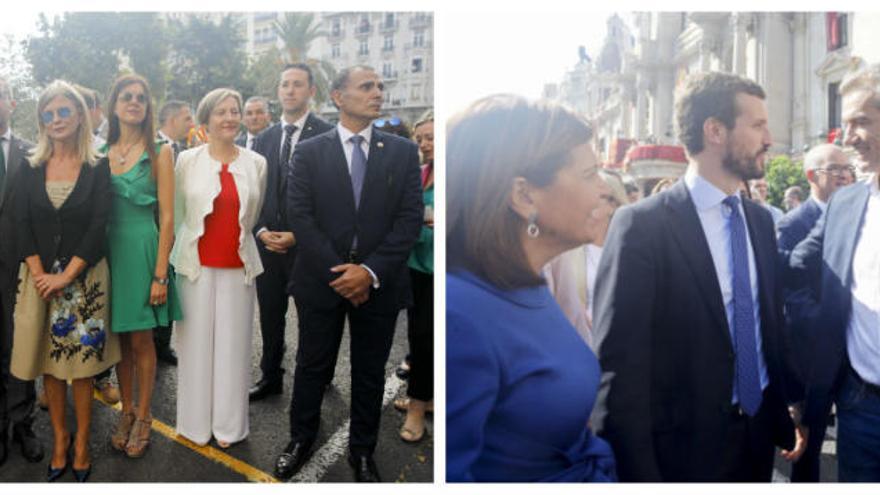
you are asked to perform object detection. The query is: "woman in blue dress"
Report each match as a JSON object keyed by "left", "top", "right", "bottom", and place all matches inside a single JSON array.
[{"left": 446, "top": 95, "right": 616, "bottom": 482}]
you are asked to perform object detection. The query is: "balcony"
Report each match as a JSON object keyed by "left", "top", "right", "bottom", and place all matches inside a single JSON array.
[
  {"left": 355, "top": 21, "right": 372, "bottom": 36},
  {"left": 409, "top": 14, "right": 430, "bottom": 29},
  {"left": 379, "top": 20, "right": 399, "bottom": 33}
]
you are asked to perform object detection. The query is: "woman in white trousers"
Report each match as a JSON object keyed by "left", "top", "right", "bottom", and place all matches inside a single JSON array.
[{"left": 170, "top": 88, "right": 266, "bottom": 447}]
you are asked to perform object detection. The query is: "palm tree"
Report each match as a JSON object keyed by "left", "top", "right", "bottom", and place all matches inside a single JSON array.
[{"left": 274, "top": 13, "right": 337, "bottom": 107}]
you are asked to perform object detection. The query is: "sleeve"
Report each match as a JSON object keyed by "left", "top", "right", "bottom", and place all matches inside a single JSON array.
[
  {"left": 14, "top": 163, "right": 39, "bottom": 262},
  {"left": 254, "top": 153, "right": 268, "bottom": 227},
  {"left": 173, "top": 152, "right": 188, "bottom": 235},
  {"left": 361, "top": 142, "right": 424, "bottom": 285},
  {"left": 253, "top": 134, "right": 275, "bottom": 235},
  {"left": 446, "top": 306, "right": 499, "bottom": 482},
  {"left": 72, "top": 161, "right": 112, "bottom": 265},
  {"left": 590, "top": 206, "right": 662, "bottom": 481}
]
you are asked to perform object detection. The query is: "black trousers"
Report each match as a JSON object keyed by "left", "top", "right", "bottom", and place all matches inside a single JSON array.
[
  {"left": 718, "top": 394, "right": 777, "bottom": 482},
  {"left": 0, "top": 272, "right": 36, "bottom": 430},
  {"left": 406, "top": 269, "right": 433, "bottom": 402},
  {"left": 790, "top": 409, "right": 830, "bottom": 482},
  {"left": 289, "top": 299, "right": 397, "bottom": 456},
  {"left": 256, "top": 247, "right": 294, "bottom": 382}
]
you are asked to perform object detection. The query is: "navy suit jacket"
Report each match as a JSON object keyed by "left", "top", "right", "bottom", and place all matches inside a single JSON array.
[
  {"left": 0, "top": 135, "right": 33, "bottom": 286},
  {"left": 788, "top": 181, "right": 872, "bottom": 426},
  {"left": 252, "top": 113, "right": 333, "bottom": 236},
  {"left": 591, "top": 180, "right": 796, "bottom": 481},
  {"left": 286, "top": 128, "right": 423, "bottom": 312}
]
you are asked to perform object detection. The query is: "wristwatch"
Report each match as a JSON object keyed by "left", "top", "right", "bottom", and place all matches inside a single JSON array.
[{"left": 152, "top": 276, "right": 169, "bottom": 286}]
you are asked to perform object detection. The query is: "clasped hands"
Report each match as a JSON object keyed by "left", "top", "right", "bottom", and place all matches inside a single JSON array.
[
  {"left": 259, "top": 230, "right": 296, "bottom": 254},
  {"left": 329, "top": 264, "right": 372, "bottom": 307},
  {"left": 32, "top": 272, "right": 72, "bottom": 300}
]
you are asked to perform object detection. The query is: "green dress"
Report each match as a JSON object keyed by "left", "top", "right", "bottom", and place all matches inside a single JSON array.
[{"left": 106, "top": 146, "right": 183, "bottom": 332}]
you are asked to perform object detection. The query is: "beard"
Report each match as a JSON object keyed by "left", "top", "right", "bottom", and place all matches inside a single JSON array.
[{"left": 721, "top": 142, "right": 766, "bottom": 181}]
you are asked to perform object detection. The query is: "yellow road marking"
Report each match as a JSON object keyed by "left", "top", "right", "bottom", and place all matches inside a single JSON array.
[{"left": 94, "top": 392, "right": 280, "bottom": 483}]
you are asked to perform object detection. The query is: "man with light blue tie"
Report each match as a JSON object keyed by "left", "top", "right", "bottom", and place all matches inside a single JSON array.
[
  {"left": 274, "top": 65, "right": 423, "bottom": 482},
  {"left": 789, "top": 64, "right": 880, "bottom": 482},
  {"left": 592, "top": 72, "right": 805, "bottom": 481}
]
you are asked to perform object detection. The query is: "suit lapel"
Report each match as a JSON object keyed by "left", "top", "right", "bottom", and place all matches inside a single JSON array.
[
  {"left": 664, "top": 181, "right": 731, "bottom": 342},
  {"left": 829, "top": 182, "right": 871, "bottom": 289},
  {"left": 359, "top": 131, "right": 387, "bottom": 214},
  {"left": 1, "top": 136, "right": 26, "bottom": 209},
  {"left": 326, "top": 130, "right": 357, "bottom": 214},
  {"left": 742, "top": 198, "right": 779, "bottom": 359}
]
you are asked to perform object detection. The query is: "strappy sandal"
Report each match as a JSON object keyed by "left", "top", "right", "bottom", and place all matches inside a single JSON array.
[
  {"left": 399, "top": 424, "right": 426, "bottom": 443},
  {"left": 125, "top": 417, "right": 153, "bottom": 458},
  {"left": 111, "top": 412, "right": 136, "bottom": 451}
]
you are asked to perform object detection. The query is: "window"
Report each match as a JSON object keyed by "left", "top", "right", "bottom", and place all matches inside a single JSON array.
[
  {"left": 410, "top": 85, "right": 422, "bottom": 102},
  {"left": 413, "top": 31, "right": 424, "bottom": 48},
  {"left": 383, "top": 35, "right": 394, "bottom": 52},
  {"left": 382, "top": 62, "right": 393, "bottom": 79},
  {"left": 411, "top": 57, "right": 423, "bottom": 73},
  {"left": 384, "top": 13, "right": 395, "bottom": 29},
  {"left": 358, "top": 15, "right": 370, "bottom": 34},
  {"left": 384, "top": 91, "right": 392, "bottom": 104},
  {"left": 331, "top": 19, "right": 341, "bottom": 37},
  {"left": 828, "top": 81, "right": 841, "bottom": 133},
  {"left": 332, "top": 43, "right": 341, "bottom": 59},
  {"left": 358, "top": 39, "right": 369, "bottom": 56},
  {"left": 826, "top": 13, "right": 848, "bottom": 51}
]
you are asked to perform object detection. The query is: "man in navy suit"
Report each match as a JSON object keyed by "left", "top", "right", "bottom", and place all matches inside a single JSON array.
[
  {"left": 249, "top": 64, "right": 333, "bottom": 401},
  {"left": 273, "top": 65, "right": 422, "bottom": 482},
  {"left": 592, "top": 72, "right": 804, "bottom": 481},
  {"left": 778, "top": 143, "right": 850, "bottom": 482},
  {"left": 236, "top": 96, "right": 272, "bottom": 150},
  {"left": 0, "top": 76, "right": 43, "bottom": 467},
  {"left": 789, "top": 64, "right": 880, "bottom": 482}
]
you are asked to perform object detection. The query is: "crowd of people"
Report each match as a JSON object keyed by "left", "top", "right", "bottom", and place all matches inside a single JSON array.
[
  {"left": 447, "top": 64, "right": 880, "bottom": 482},
  {"left": 0, "top": 62, "right": 433, "bottom": 483}
]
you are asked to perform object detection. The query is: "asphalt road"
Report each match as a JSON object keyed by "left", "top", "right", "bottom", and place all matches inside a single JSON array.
[{"left": 0, "top": 303, "right": 434, "bottom": 483}]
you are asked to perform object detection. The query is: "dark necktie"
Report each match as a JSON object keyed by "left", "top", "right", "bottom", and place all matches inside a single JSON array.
[
  {"left": 349, "top": 135, "right": 367, "bottom": 209},
  {"left": 722, "top": 195, "right": 762, "bottom": 416},
  {"left": 280, "top": 124, "right": 297, "bottom": 168}
]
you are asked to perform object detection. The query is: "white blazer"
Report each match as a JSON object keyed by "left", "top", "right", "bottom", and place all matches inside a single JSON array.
[{"left": 170, "top": 144, "right": 267, "bottom": 285}]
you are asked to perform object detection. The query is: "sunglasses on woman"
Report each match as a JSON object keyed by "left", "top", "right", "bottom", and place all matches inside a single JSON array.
[
  {"left": 120, "top": 92, "right": 148, "bottom": 104},
  {"left": 40, "top": 107, "right": 74, "bottom": 124},
  {"left": 374, "top": 116, "right": 401, "bottom": 127}
]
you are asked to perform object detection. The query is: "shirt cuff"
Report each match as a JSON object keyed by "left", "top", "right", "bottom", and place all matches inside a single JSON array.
[
  {"left": 360, "top": 264, "right": 380, "bottom": 289},
  {"left": 256, "top": 227, "right": 268, "bottom": 237}
]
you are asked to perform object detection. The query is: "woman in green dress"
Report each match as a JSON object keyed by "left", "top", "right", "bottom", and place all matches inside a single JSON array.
[{"left": 103, "top": 74, "right": 181, "bottom": 458}]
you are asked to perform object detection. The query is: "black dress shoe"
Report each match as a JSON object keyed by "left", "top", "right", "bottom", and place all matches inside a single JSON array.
[
  {"left": 73, "top": 464, "right": 91, "bottom": 482},
  {"left": 249, "top": 378, "right": 282, "bottom": 401},
  {"left": 12, "top": 423, "right": 45, "bottom": 462},
  {"left": 348, "top": 453, "right": 381, "bottom": 482},
  {"left": 274, "top": 440, "right": 312, "bottom": 480},
  {"left": 156, "top": 348, "right": 178, "bottom": 366}
]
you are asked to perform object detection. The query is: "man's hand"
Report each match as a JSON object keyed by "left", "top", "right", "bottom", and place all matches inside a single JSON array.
[
  {"left": 781, "top": 404, "right": 809, "bottom": 462},
  {"left": 329, "top": 264, "right": 372, "bottom": 305},
  {"left": 259, "top": 230, "right": 294, "bottom": 254}
]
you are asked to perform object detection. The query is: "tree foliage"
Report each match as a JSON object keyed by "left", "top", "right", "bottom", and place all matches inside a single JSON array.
[
  {"left": 765, "top": 154, "right": 809, "bottom": 208},
  {"left": 1, "top": 34, "right": 39, "bottom": 141},
  {"left": 273, "top": 12, "right": 335, "bottom": 107}
]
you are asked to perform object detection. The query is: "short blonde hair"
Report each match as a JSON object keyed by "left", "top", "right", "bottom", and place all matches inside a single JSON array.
[
  {"left": 598, "top": 169, "right": 630, "bottom": 208},
  {"left": 840, "top": 63, "right": 880, "bottom": 109},
  {"left": 196, "top": 88, "right": 242, "bottom": 128},
  {"left": 29, "top": 80, "right": 97, "bottom": 167}
]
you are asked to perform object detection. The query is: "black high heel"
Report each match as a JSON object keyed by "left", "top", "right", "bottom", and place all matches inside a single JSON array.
[
  {"left": 46, "top": 435, "right": 73, "bottom": 482},
  {"left": 72, "top": 434, "right": 91, "bottom": 482}
]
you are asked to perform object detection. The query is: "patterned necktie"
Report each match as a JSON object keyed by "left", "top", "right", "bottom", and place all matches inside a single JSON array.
[
  {"left": 349, "top": 135, "right": 367, "bottom": 209},
  {"left": 722, "top": 195, "right": 762, "bottom": 416},
  {"left": 280, "top": 124, "right": 297, "bottom": 168}
]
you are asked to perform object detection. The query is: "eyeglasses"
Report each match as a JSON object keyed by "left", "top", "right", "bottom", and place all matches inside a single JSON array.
[
  {"left": 374, "top": 116, "right": 401, "bottom": 127},
  {"left": 120, "top": 92, "right": 148, "bottom": 104},
  {"left": 40, "top": 106, "right": 74, "bottom": 124},
  {"left": 816, "top": 164, "right": 855, "bottom": 177}
]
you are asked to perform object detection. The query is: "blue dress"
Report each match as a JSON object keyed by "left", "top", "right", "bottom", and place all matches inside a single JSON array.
[{"left": 446, "top": 270, "right": 616, "bottom": 482}]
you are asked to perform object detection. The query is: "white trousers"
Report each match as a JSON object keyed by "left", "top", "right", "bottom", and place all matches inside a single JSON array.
[{"left": 175, "top": 267, "right": 254, "bottom": 445}]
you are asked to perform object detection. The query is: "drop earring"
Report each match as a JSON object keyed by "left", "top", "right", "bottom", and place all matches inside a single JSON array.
[{"left": 527, "top": 212, "right": 540, "bottom": 238}]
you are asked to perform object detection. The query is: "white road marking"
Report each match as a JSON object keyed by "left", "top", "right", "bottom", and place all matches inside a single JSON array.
[{"left": 290, "top": 373, "right": 406, "bottom": 482}]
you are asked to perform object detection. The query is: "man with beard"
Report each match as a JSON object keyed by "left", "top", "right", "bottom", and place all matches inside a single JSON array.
[
  {"left": 789, "top": 64, "right": 880, "bottom": 481},
  {"left": 591, "top": 72, "right": 805, "bottom": 481}
]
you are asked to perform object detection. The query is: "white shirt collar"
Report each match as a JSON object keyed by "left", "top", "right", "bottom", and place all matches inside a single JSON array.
[
  {"left": 281, "top": 112, "right": 309, "bottom": 130},
  {"left": 337, "top": 122, "right": 372, "bottom": 146},
  {"left": 157, "top": 130, "right": 173, "bottom": 144},
  {"left": 811, "top": 194, "right": 828, "bottom": 213},
  {"left": 869, "top": 173, "right": 880, "bottom": 197},
  {"left": 684, "top": 166, "right": 730, "bottom": 212},
  {"left": 1, "top": 128, "right": 10, "bottom": 141}
]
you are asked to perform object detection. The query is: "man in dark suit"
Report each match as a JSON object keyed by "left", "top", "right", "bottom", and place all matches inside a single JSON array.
[
  {"left": 591, "top": 72, "right": 803, "bottom": 481},
  {"left": 249, "top": 64, "right": 333, "bottom": 401},
  {"left": 789, "top": 64, "right": 880, "bottom": 482},
  {"left": 777, "top": 143, "right": 850, "bottom": 482},
  {"left": 273, "top": 65, "right": 422, "bottom": 481},
  {"left": 236, "top": 96, "right": 272, "bottom": 150},
  {"left": 250, "top": 64, "right": 333, "bottom": 402},
  {"left": 0, "top": 76, "right": 43, "bottom": 467}
]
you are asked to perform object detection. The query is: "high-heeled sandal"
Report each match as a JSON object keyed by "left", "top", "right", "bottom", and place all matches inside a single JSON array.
[
  {"left": 111, "top": 411, "right": 136, "bottom": 451},
  {"left": 125, "top": 417, "right": 153, "bottom": 458}
]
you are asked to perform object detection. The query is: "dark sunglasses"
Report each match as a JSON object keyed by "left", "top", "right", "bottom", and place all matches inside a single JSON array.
[
  {"left": 374, "top": 117, "right": 401, "bottom": 127},
  {"left": 40, "top": 107, "right": 73, "bottom": 124},
  {"left": 120, "top": 92, "right": 148, "bottom": 104}
]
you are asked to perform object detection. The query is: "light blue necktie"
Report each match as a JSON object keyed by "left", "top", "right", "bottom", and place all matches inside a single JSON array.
[
  {"left": 723, "top": 195, "right": 762, "bottom": 416},
  {"left": 349, "top": 135, "right": 367, "bottom": 209}
]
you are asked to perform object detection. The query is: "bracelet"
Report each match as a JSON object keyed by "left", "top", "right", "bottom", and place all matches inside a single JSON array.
[{"left": 152, "top": 276, "right": 169, "bottom": 286}]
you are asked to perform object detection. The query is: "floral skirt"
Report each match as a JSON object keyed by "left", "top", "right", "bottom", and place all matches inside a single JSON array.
[{"left": 10, "top": 259, "right": 121, "bottom": 381}]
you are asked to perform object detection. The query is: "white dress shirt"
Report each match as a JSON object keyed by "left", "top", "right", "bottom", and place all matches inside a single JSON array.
[
  {"left": 1, "top": 128, "right": 10, "bottom": 173},
  {"left": 847, "top": 175, "right": 880, "bottom": 386},
  {"left": 278, "top": 112, "right": 310, "bottom": 162},
  {"left": 685, "top": 168, "right": 770, "bottom": 401}
]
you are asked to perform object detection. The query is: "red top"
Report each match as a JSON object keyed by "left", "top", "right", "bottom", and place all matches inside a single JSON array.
[{"left": 198, "top": 164, "right": 244, "bottom": 268}]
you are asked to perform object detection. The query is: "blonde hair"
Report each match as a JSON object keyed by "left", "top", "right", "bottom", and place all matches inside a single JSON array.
[
  {"left": 196, "top": 88, "right": 242, "bottom": 128},
  {"left": 598, "top": 169, "right": 630, "bottom": 208},
  {"left": 29, "top": 80, "right": 97, "bottom": 167}
]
